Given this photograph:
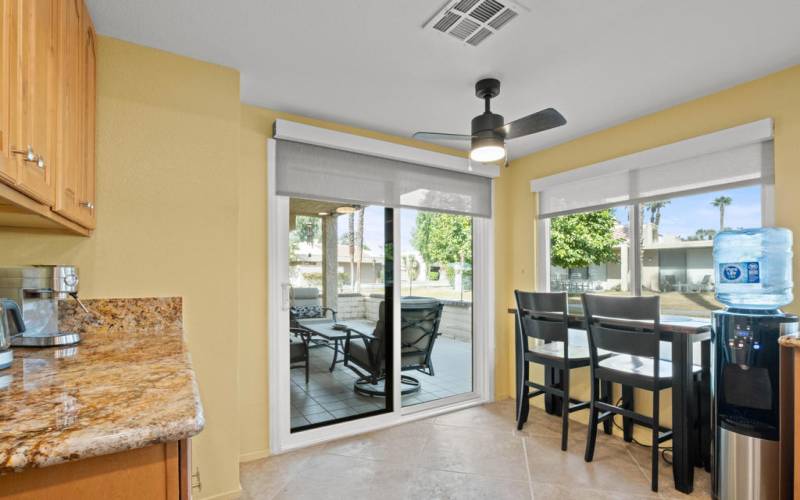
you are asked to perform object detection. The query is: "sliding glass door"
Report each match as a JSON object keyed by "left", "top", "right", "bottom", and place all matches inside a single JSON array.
[
  {"left": 268, "top": 130, "right": 494, "bottom": 452},
  {"left": 399, "top": 209, "right": 473, "bottom": 407},
  {"left": 288, "top": 198, "right": 394, "bottom": 432}
]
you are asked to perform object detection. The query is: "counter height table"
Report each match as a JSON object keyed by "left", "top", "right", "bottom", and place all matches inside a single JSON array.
[{"left": 509, "top": 307, "right": 711, "bottom": 494}]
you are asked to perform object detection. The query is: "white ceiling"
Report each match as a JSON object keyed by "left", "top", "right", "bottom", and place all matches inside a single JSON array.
[{"left": 85, "top": 0, "right": 800, "bottom": 159}]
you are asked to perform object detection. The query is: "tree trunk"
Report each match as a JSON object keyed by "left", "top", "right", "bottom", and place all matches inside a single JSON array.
[{"left": 719, "top": 206, "right": 724, "bottom": 232}]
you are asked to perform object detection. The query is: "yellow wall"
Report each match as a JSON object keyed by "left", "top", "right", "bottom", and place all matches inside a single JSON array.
[
  {"left": 495, "top": 64, "right": 800, "bottom": 426},
  {"left": 0, "top": 38, "right": 243, "bottom": 499}
]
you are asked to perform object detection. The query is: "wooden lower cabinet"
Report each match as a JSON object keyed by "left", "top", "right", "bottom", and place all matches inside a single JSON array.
[{"left": 0, "top": 440, "right": 191, "bottom": 500}]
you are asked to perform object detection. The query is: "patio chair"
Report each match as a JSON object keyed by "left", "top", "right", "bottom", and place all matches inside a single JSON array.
[
  {"left": 289, "top": 328, "right": 311, "bottom": 384},
  {"left": 660, "top": 274, "right": 677, "bottom": 292},
  {"left": 697, "top": 274, "right": 713, "bottom": 292},
  {"left": 343, "top": 297, "right": 444, "bottom": 396},
  {"left": 289, "top": 287, "right": 337, "bottom": 325}
]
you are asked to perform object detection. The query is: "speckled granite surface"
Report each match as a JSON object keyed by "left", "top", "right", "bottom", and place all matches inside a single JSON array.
[
  {"left": 779, "top": 334, "right": 800, "bottom": 348},
  {"left": 0, "top": 297, "right": 203, "bottom": 472}
]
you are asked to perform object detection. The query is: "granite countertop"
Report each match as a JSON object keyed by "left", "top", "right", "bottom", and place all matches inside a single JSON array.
[
  {"left": 779, "top": 334, "right": 800, "bottom": 348},
  {"left": 0, "top": 298, "right": 204, "bottom": 472}
]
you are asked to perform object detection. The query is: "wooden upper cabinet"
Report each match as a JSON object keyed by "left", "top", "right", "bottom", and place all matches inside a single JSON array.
[
  {"left": 53, "top": 0, "right": 83, "bottom": 224},
  {"left": 0, "top": 0, "right": 95, "bottom": 233},
  {"left": 77, "top": 3, "right": 95, "bottom": 228},
  {"left": 5, "top": 0, "right": 57, "bottom": 206},
  {"left": 54, "top": 0, "right": 95, "bottom": 228},
  {"left": 0, "top": 0, "right": 11, "bottom": 184}
]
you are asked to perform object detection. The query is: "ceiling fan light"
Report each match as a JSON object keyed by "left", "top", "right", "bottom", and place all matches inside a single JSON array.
[{"left": 470, "top": 135, "right": 505, "bottom": 162}]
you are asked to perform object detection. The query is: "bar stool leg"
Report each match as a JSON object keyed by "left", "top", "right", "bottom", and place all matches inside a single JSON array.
[
  {"left": 601, "top": 380, "right": 613, "bottom": 435},
  {"left": 651, "top": 389, "right": 660, "bottom": 492},
  {"left": 584, "top": 376, "right": 599, "bottom": 462},
  {"left": 561, "top": 367, "right": 570, "bottom": 450},
  {"left": 516, "top": 359, "right": 530, "bottom": 430}
]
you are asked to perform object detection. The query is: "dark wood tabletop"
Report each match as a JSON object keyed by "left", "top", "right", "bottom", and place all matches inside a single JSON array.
[{"left": 507, "top": 307, "right": 711, "bottom": 335}]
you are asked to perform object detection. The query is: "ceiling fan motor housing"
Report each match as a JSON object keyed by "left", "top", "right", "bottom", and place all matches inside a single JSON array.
[{"left": 471, "top": 112, "right": 505, "bottom": 152}]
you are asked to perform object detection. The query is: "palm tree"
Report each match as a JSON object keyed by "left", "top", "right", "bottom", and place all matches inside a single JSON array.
[
  {"left": 711, "top": 196, "right": 732, "bottom": 232},
  {"left": 355, "top": 208, "right": 365, "bottom": 292},
  {"left": 645, "top": 201, "right": 670, "bottom": 241},
  {"left": 348, "top": 212, "right": 355, "bottom": 290}
]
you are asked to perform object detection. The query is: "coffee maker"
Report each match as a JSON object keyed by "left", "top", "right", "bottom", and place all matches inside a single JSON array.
[{"left": 0, "top": 265, "right": 85, "bottom": 347}]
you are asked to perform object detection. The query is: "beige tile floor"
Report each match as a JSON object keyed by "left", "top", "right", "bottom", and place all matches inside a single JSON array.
[{"left": 240, "top": 399, "right": 712, "bottom": 500}]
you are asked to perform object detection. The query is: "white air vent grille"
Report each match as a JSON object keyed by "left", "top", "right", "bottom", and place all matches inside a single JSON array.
[{"left": 425, "top": 0, "right": 524, "bottom": 47}]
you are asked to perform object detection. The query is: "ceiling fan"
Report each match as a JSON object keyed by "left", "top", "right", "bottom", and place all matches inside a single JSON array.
[{"left": 413, "top": 78, "right": 566, "bottom": 163}]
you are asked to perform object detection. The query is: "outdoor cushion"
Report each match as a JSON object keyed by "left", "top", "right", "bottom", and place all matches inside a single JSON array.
[{"left": 291, "top": 305, "right": 322, "bottom": 319}]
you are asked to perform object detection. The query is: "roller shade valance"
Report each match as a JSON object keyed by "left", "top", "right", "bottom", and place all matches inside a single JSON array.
[
  {"left": 275, "top": 138, "right": 493, "bottom": 218},
  {"left": 530, "top": 119, "right": 774, "bottom": 219}
]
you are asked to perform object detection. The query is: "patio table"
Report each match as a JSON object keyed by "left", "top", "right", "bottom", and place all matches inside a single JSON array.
[
  {"left": 509, "top": 307, "right": 711, "bottom": 495},
  {"left": 296, "top": 318, "right": 376, "bottom": 372}
]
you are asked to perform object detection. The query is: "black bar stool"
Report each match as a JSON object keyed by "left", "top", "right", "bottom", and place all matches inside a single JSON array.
[
  {"left": 581, "top": 293, "right": 702, "bottom": 492},
  {"left": 514, "top": 290, "right": 612, "bottom": 451}
]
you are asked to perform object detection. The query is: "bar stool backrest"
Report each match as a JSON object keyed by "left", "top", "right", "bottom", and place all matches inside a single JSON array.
[
  {"left": 581, "top": 294, "right": 661, "bottom": 367},
  {"left": 514, "top": 290, "right": 569, "bottom": 348}
]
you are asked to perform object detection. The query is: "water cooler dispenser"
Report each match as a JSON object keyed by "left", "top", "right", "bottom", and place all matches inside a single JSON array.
[{"left": 712, "top": 228, "right": 796, "bottom": 500}]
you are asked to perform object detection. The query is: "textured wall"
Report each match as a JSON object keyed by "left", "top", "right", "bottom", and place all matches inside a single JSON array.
[{"left": 0, "top": 37, "right": 242, "bottom": 499}]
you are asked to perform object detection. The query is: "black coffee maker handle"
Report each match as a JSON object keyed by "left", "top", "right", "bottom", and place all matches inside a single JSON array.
[{"left": 1, "top": 299, "right": 25, "bottom": 334}]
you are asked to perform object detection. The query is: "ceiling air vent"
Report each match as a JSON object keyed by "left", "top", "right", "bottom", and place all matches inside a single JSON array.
[{"left": 424, "top": 0, "right": 525, "bottom": 47}]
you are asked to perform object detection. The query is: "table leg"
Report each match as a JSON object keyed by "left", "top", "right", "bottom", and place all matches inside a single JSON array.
[
  {"left": 672, "top": 335, "right": 696, "bottom": 494},
  {"left": 699, "top": 339, "right": 711, "bottom": 471},
  {"left": 329, "top": 339, "right": 339, "bottom": 372},
  {"left": 622, "top": 385, "right": 634, "bottom": 442},
  {"left": 545, "top": 367, "right": 562, "bottom": 416}
]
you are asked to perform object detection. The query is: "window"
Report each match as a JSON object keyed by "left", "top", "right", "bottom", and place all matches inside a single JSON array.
[
  {"left": 640, "top": 185, "right": 761, "bottom": 317},
  {"left": 534, "top": 120, "right": 773, "bottom": 319},
  {"left": 548, "top": 207, "right": 630, "bottom": 313},
  {"left": 542, "top": 185, "right": 764, "bottom": 318}
]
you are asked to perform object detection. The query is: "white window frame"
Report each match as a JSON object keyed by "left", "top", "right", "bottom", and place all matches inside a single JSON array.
[
  {"left": 268, "top": 138, "right": 495, "bottom": 454},
  {"left": 535, "top": 184, "right": 775, "bottom": 294}
]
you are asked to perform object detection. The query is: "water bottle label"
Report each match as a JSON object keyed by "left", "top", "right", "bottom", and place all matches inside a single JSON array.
[{"left": 719, "top": 262, "right": 761, "bottom": 284}]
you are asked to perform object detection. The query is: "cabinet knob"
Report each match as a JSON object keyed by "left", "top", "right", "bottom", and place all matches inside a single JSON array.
[
  {"left": 36, "top": 156, "right": 46, "bottom": 169},
  {"left": 79, "top": 201, "right": 94, "bottom": 210}
]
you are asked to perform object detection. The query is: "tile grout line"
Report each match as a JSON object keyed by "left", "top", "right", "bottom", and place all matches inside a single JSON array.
[
  {"left": 624, "top": 447, "right": 664, "bottom": 499},
  {"left": 521, "top": 437, "right": 536, "bottom": 500}
]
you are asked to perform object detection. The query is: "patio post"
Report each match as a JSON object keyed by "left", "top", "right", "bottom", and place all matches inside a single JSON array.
[{"left": 321, "top": 215, "right": 339, "bottom": 313}]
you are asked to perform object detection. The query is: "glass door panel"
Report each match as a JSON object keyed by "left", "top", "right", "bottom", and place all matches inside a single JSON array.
[
  {"left": 289, "top": 198, "right": 393, "bottom": 431},
  {"left": 399, "top": 209, "right": 473, "bottom": 407}
]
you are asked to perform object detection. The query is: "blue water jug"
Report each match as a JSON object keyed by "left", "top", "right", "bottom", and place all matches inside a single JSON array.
[{"left": 713, "top": 227, "right": 793, "bottom": 309}]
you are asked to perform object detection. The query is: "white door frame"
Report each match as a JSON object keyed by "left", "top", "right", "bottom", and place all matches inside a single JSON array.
[{"left": 267, "top": 138, "right": 495, "bottom": 454}]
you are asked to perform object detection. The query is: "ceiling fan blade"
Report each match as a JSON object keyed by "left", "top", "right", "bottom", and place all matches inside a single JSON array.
[
  {"left": 497, "top": 108, "right": 567, "bottom": 140},
  {"left": 412, "top": 131, "right": 472, "bottom": 141}
]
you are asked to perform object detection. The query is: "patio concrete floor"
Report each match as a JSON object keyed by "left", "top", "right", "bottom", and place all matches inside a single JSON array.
[{"left": 290, "top": 335, "right": 472, "bottom": 429}]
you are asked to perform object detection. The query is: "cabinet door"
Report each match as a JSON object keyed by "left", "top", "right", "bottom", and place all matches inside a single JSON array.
[
  {"left": 77, "top": 6, "right": 95, "bottom": 228},
  {"left": 53, "top": 0, "right": 83, "bottom": 223},
  {"left": 7, "top": 0, "right": 56, "bottom": 206},
  {"left": 0, "top": 0, "right": 18, "bottom": 184}
]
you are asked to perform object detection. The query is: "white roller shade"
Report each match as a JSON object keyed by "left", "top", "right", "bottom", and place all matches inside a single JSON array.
[
  {"left": 275, "top": 139, "right": 493, "bottom": 218},
  {"left": 531, "top": 119, "right": 774, "bottom": 219}
]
